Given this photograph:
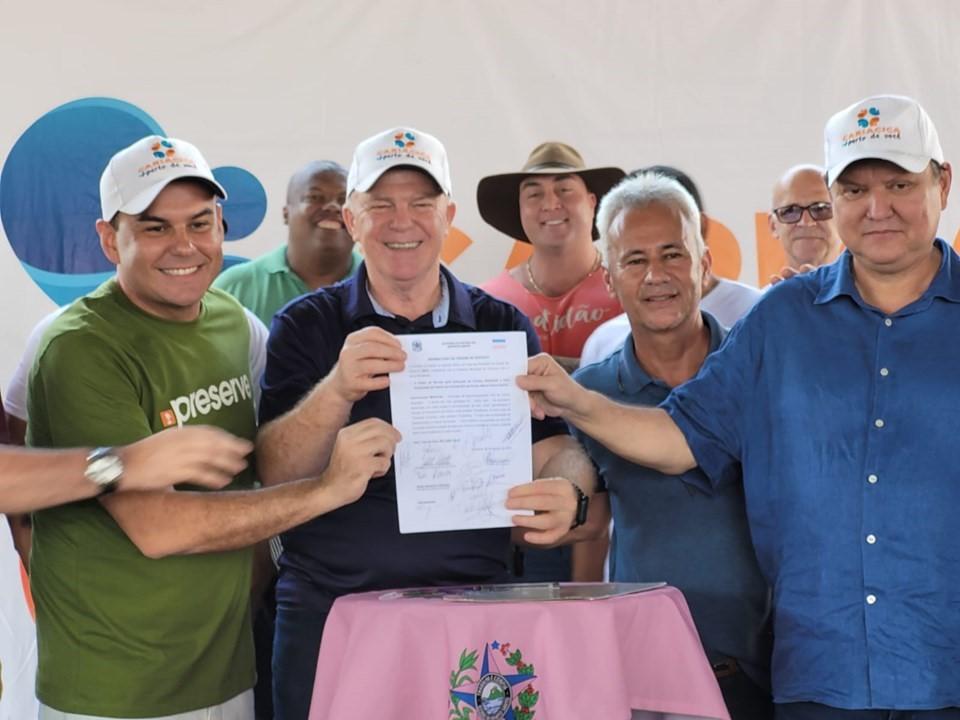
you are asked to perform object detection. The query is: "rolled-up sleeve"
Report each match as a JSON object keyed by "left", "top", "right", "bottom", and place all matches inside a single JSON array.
[{"left": 661, "top": 311, "right": 761, "bottom": 490}]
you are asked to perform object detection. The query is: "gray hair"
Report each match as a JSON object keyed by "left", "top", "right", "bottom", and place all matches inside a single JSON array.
[{"left": 596, "top": 172, "right": 705, "bottom": 267}]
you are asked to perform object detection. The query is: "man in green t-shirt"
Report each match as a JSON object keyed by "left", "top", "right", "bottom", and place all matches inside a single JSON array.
[
  {"left": 215, "top": 160, "right": 361, "bottom": 326},
  {"left": 28, "top": 135, "right": 400, "bottom": 720}
]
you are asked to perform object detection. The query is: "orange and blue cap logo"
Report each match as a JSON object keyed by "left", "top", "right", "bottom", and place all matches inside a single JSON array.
[
  {"left": 151, "top": 139, "right": 175, "bottom": 158},
  {"left": 394, "top": 131, "right": 416, "bottom": 149},
  {"left": 841, "top": 106, "right": 899, "bottom": 146},
  {"left": 856, "top": 107, "right": 880, "bottom": 129}
]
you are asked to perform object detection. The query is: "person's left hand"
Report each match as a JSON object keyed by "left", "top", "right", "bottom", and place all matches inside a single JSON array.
[{"left": 506, "top": 478, "right": 578, "bottom": 545}]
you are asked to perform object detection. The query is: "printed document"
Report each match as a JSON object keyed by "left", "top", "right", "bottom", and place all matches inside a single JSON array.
[{"left": 390, "top": 331, "right": 532, "bottom": 533}]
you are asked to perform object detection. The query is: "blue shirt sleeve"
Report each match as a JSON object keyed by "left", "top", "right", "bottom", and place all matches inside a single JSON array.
[{"left": 661, "top": 309, "right": 760, "bottom": 490}]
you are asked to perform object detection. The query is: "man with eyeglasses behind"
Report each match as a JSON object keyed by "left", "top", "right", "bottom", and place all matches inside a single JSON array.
[{"left": 768, "top": 165, "right": 842, "bottom": 277}]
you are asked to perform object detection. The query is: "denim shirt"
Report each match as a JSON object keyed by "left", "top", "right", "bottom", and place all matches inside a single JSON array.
[{"left": 663, "top": 239, "right": 960, "bottom": 709}]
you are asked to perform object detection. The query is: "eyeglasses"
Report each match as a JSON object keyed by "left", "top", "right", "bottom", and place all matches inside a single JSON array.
[{"left": 772, "top": 202, "right": 833, "bottom": 224}]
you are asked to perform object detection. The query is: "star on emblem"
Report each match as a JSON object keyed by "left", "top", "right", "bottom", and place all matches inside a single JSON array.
[{"left": 450, "top": 643, "right": 537, "bottom": 720}]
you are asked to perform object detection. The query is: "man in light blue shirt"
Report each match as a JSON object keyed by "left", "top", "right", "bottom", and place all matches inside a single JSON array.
[
  {"left": 520, "top": 95, "right": 960, "bottom": 719},
  {"left": 572, "top": 171, "right": 772, "bottom": 718}
]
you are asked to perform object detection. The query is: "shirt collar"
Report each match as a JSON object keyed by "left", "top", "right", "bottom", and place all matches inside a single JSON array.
[
  {"left": 368, "top": 274, "right": 451, "bottom": 327},
  {"left": 342, "top": 262, "right": 477, "bottom": 329},
  {"left": 616, "top": 311, "right": 726, "bottom": 393},
  {"left": 815, "top": 238, "right": 960, "bottom": 309},
  {"left": 262, "top": 244, "right": 295, "bottom": 275}
]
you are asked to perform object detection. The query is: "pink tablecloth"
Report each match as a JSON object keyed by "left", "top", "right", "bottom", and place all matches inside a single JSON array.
[{"left": 308, "top": 585, "right": 729, "bottom": 720}]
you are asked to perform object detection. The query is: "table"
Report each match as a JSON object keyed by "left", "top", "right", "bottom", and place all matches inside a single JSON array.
[{"left": 308, "top": 585, "right": 730, "bottom": 720}]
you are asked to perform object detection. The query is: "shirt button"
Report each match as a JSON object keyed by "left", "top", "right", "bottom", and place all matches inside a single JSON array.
[
  {"left": 874, "top": 419, "right": 885, "bottom": 428},
  {"left": 884, "top": 318, "right": 893, "bottom": 327},
  {"left": 866, "top": 534, "right": 877, "bottom": 544},
  {"left": 866, "top": 594, "right": 877, "bottom": 605},
  {"left": 880, "top": 368, "right": 889, "bottom": 377},
  {"left": 867, "top": 474, "right": 878, "bottom": 484}
]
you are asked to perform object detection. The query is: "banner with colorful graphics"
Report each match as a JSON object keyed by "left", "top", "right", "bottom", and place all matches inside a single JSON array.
[{"left": 2, "top": 3, "right": 960, "bottom": 709}]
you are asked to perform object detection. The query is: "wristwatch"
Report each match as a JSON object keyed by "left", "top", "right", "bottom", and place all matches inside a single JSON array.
[
  {"left": 85, "top": 447, "right": 123, "bottom": 494},
  {"left": 569, "top": 482, "right": 589, "bottom": 530}
]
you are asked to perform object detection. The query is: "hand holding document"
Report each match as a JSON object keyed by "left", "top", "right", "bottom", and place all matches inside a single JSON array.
[{"left": 389, "top": 331, "right": 532, "bottom": 533}]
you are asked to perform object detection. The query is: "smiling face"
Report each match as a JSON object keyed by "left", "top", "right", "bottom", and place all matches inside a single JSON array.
[
  {"left": 832, "top": 159, "right": 951, "bottom": 275},
  {"left": 518, "top": 173, "right": 597, "bottom": 249},
  {"left": 343, "top": 168, "right": 455, "bottom": 288},
  {"left": 284, "top": 167, "right": 353, "bottom": 256},
  {"left": 605, "top": 202, "right": 710, "bottom": 334},
  {"left": 769, "top": 167, "right": 842, "bottom": 268},
  {"left": 97, "top": 179, "right": 222, "bottom": 322}
]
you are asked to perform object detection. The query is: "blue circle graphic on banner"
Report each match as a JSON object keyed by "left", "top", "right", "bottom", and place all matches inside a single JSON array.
[
  {"left": 213, "top": 166, "right": 268, "bottom": 241},
  {"left": 0, "top": 97, "right": 267, "bottom": 305}
]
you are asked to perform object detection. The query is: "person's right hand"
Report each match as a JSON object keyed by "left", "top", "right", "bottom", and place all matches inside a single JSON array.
[
  {"left": 516, "top": 353, "right": 592, "bottom": 421},
  {"left": 769, "top": 263, "right": 816, "bottom": 285},
  {"left": 321, "top": 418, "right": 401, "bottom": 506},
  {"left": 329, "top": 327, "right": 407, "bottom": 403},
  {"left": 119, "top": 426, "right": 253, "bottom": 491}
]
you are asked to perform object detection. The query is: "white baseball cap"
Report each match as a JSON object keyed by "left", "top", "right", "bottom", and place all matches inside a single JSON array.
[
  {"left": 824, "top": 95, "right": 944, "bottom": 186},
  {"left": 346, "top": 127, "right": 452, "bottom": 196},
  {"left": 99, "top": 135, "right": 227, "bottom": 220}
]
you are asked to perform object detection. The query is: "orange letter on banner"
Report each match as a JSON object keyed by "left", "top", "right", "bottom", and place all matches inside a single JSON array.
[
  {"left": 704, "top": 218, "right": 742, "bottom": 280},
  {"left": 441, "top": 227, "right": 473, "bottom": 265},
  {"left": 505, "top": 241, "right": 534, "bottom": 269}
]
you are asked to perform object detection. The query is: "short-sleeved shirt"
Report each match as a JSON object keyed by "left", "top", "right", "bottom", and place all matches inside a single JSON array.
[
  {"left": 573, "top": 312, "right": 771, "bottom": 685},
  {"left": 662, "top": 240, "right": 960, "bottom": 709},
  {"left": 214, "top": 243, "right": 362, "bottom": 326},
  {"left": 28, "top": 280, "right": 258, "bottom": 717},
  {"left": 5, "top": 303, "right": 268, "bottom": 422},
  {"left": 482, "top": 265, "right": 621, "bottom": 371},
  {"left": 260, "top": 262, "right": 568, "bottom": 611}
]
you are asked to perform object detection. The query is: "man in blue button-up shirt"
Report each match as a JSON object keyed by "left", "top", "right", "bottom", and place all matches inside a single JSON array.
[{"left": 521, "top": 96, "right": 959, "bottom": 719}]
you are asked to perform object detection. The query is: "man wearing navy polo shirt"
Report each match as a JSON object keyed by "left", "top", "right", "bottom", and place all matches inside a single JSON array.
[
  {"left": 256, "top": 127, "right": 594, "bottom": 720},
  {"left": 521, "top": 95, "right": 960, "bottom": 719}
]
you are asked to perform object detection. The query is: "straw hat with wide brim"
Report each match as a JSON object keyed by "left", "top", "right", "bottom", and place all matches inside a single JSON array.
[{"left": 477, "top": 142, "right": 625, "bottom": 242}]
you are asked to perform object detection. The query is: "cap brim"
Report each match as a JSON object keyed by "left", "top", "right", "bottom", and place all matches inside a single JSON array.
[
  {"left": 118, "top": 172, "right": 227, "bottom": 216},
  {"left": 351, "top": 163, "right": 447, "bottom": 196},
  {"left": 477, "top": 167, "right": 625, "bottom": 242},
  {"left": 827, "top": 151, "right": 933, "bottom": 186}
]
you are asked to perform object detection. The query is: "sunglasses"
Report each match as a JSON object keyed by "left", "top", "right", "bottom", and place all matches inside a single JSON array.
[{"left": 772, "top": 202, "right": 833, "bottom": 224}]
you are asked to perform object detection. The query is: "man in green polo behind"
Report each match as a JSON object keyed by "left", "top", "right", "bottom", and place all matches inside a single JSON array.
[{"left": 215, "top": 160, "right": 361, "bottom": 325}]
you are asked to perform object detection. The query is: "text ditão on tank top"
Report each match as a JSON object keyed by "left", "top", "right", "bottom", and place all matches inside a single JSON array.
[
  {"left": 160, "top": 374, "right": 254, "bottom": 428},
  {"left": 531, "top": 305, "right": 606, "bottom": 334}
]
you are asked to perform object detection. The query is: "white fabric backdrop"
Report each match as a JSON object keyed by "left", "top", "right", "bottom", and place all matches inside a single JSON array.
[{"left": 2, "top": 3, "right": 959, "bottom": 710}]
